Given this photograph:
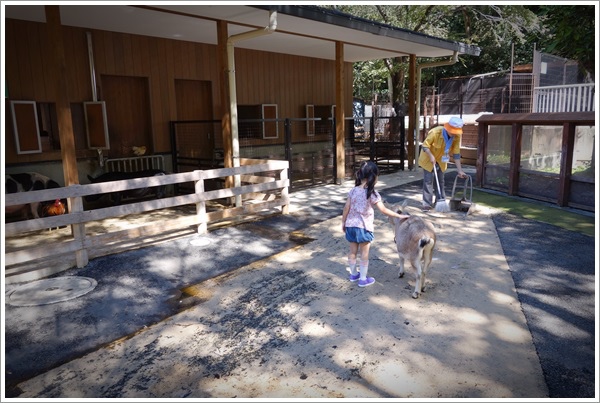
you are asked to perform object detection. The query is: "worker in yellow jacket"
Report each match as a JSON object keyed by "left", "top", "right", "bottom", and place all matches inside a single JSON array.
[{"left": 418, "top": 116, "right": 467, "bottom": 211}]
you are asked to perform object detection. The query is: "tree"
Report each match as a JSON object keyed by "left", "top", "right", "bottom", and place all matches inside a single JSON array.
[
  {"left": 530, "top": 5, "right": 595, "bottom": 80},
  {"left": 330, "top": 5, "right": 545, "bottom": 102},
  {"left": 438, "top": 5, "right": 543, "bottom": 82}
]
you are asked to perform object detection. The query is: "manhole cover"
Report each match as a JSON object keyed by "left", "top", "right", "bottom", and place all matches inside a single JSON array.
[
  {"left": 6, "top": 277, "right": 97, "bottom": 307},
  {"left": 189, "top": 237, "right": 211, "bottom": 247}
]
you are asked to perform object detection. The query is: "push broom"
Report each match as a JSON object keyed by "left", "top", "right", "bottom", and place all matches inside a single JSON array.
[{"left": 433, "top": 164, "right": 451, "bottom": 213}]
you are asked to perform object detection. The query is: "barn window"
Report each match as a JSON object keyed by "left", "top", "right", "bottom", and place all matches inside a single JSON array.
[
  {"left": 37, "top": 102, "right": 61, "bottom": 152},
  {"left": 10, "top": 100, "right": 42, "bottom": 154},
  {"left": 238, "top": 104, "right": 279, "bottom": 139},
  {"left": 314, "top": 104, "right": 335, "bottom": 135},
  {"left": 262, "top": 104, "right": 278, "bottom": 139}
]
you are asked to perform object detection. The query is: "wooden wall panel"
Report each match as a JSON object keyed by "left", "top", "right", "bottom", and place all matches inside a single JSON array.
[
  {"left": 27, "top": 21, "right": 45, "bottom": 100},
  {"left": 123, "top": 33, "right": 135, "bottom": 75},
  {"left": 101, "top": 31, "right": 116, "bottom": 76},
  {"left": 6, "top": 18, "right": 354, "bottom": 163},
  {"left": 134, "top": 35, "right": 150, "bottom": 77},
  {"left": 5, "top": 20, "right": 22, "bottom": 100},
  {"left": 148, "top": 39, "right": 163, "bottom": 150},
  {"left": 101, "top": 75, "right": 151, "bottom": 154},
  {"left": 13, "top": 20, "right": 36, "bottom": 99},
  {"left": 64, "top": 26, "right": 91, "bottom": 102}
]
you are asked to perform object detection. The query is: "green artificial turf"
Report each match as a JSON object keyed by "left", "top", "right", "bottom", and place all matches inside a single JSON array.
[{"left": 472, "top": 189, "right": 596, "bottom": 237}]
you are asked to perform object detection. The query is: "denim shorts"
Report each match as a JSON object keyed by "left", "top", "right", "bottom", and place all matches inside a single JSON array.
[{"left": 345, "top": 227, "right": 374, "bottom": 243}]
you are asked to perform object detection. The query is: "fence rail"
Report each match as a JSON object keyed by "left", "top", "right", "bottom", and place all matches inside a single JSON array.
[
  {"left": 5, "top": 160, "right": 289, "bottom": 282},
  {"left": 533, "top": 83, "right": 595, "bottom": 113},
  {"left": 105, "top": 155, "right": 165, "bottom": 172}
]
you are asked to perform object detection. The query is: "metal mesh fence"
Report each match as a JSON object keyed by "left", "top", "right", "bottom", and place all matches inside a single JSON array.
[
  {"left": 534, "top": 50, "right": 583, "bottom": 87},
  {"left": 438, "top": 73, "right": 533, "bottom": 115}
]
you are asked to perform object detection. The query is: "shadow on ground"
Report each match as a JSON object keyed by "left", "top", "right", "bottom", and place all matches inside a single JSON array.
[{"left": 4, "top": 171, "right": 596, "bottom": 398}]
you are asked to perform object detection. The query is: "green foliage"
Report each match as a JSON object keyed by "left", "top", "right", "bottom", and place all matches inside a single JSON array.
[
  {"left": 487, "top": 153, "right": 511, "bottom": 164},
  {"left": 328, "top": 5, "right": 593, "bottom": 101},
  {"left": 572, "top": 164, "right": 594, "bottom": 178},
  {"left": 423, "top": 5, "right": 543, "bottom": 84},
  {"left": 353, "top": 60, "right": 391, "bottom": 102},
  {"left": 532, "top": 5, "right": 595, "bottom": 78}
]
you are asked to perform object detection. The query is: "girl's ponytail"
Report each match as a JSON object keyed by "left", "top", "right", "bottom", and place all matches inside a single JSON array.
[{"left": 355, "top": 161, "right": 379, "bottom": 199}]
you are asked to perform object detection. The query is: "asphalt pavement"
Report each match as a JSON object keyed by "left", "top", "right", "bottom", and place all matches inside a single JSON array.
[{"left": 492, "top": 213, "right": 596, "bottom": 398}]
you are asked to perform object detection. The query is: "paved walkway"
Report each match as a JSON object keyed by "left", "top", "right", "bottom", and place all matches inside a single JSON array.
[{"left": 4, "top": 166, "right": 588, "bottom": 398}]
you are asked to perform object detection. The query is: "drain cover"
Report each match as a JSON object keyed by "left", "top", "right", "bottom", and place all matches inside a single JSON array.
[
  {"left": 6, "top": 277, "right": 97, "bottom": 307},
  {"left": 189, "top": 237, "right": 211, "bottom": 247}
]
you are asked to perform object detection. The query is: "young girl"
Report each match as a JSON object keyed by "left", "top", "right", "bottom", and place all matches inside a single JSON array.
[{"left": 342, "top": 161, "right": 409, "bottom": 287}]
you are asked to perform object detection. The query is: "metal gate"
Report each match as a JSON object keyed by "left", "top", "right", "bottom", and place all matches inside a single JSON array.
[
  {"left": 350, "top": 115, "right": 406, "bottom": 174},
  {"left": 170, "top": 117, "right": 336, "bottom": 193}
]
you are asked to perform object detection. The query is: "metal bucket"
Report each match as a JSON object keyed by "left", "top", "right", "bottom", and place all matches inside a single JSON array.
[{"left": 450, "top": 175, "right": 475, "bottom": 214}]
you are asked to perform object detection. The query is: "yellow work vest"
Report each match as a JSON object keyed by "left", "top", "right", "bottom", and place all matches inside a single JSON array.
[{"left": 418, "top": 126, "right": 461, "bottom": 172}]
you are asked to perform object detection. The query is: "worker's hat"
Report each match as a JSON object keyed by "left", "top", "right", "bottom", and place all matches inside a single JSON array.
[{"left": 444, "top": 116, "right": 464, "bottom": 136}]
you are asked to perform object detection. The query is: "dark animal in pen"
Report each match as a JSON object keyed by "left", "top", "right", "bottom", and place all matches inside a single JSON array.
[
  {"left": 5, "top": 172, "right": 68, "bottom": 221},
  {"left": 86, "top": 169, "right": 168, "bottom": 205},
  {"left": 388, "top": 201, "right": 437, "bottom": 299}
]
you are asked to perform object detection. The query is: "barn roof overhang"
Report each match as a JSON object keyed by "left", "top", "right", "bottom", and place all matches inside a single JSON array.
[{"left": 4, "top": 4, "right": 481, "bottom": 62}]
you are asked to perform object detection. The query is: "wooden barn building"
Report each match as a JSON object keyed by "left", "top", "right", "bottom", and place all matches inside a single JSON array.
[{"left": 4, "top": 4, "right": 480, "bottom": 190}]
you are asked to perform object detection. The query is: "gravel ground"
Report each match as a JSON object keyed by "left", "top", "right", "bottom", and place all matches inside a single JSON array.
[{"left": 3, "top": 172, "right": 596, "bottom": 399}]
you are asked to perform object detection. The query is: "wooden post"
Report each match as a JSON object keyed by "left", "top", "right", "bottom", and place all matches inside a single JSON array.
[
  {"left": 335, "top": 41, "right": 345, "bottom": 184},
  {"left": 195, "top": 173, "right": 208, "bottom": 234},
  {"left": 407, "top": 55, "right": 416, "bottom": 170},
  {"left": 280, "top": 167, "right": 289, "bottom": 215},
  {"left": 508, "top": 123, "right": 522, "bottom": 196},
  {"left": 558, "top": 122, "right": 575, "bottom": 206},
  {"left": 476, "top": 122, "right": 487, "bottom": 187},
  {"left": 217, "top": 20, "right": 233, "bottom": 190},
  {"left": 46, "top": 6, "right": 78, "bottom": 186},
  {"left": 46, "top": 5, "right": 88, "bottom": 268}
]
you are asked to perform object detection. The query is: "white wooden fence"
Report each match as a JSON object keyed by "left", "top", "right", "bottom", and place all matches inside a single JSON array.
[
  {"left": 105, "top": 155, "right": 165, "bottom": 172},
  {"left": 533, "top": 83, "right": 595, "bottom": 113},
  {"left": 5, "top": 159, "right": 289, "bottom": 282}
]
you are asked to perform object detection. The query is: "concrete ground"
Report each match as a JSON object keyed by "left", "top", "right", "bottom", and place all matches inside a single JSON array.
[{"left": 3, "top": 167, "right": 596, "bottom": 399}]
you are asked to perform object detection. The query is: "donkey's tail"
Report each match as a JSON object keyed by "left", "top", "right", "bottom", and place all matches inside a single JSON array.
[{"left": 419, "top": 236, "right": 433, "bottom": 248}]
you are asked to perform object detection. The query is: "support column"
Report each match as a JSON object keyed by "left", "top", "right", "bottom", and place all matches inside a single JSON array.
[
  {"left": 46, "top": 6, "right": 78, "bottom": 186},
  {"left": 217, "top": 20, "right": 233, "bottom": 189},
  {"left": 46, "top": 6, "right": 88, "bottom": 268},
  {"left": 407, "top": 54, "right": 417, "bottom": 170},
  {"left": 558, "top": 122, "right": 575, "bottom": 206},
  {"left": 335, "top": 41, "right": 346, "bottom": 184},
  {"left": 508, "top": 123, "right": 522, "bottom": 196}
]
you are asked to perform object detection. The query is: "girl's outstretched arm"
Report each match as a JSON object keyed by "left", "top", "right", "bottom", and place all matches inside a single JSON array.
[{"left": 374, "top": 201, "right": 409, "bottom": 220}]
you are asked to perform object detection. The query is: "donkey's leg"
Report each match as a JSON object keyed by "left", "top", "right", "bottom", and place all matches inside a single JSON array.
[
  {"left": 397, "top": 256, "right": 406, "bottom": 278},
  {"left": 420, "top": 244, "right": 434, "bottom": 292},
  {"left": 411, "top": 259, "right": 423, "bottom": 299}
]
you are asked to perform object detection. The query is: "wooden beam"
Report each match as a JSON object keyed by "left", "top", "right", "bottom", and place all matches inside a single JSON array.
[
  {"left": 217, "top": 20, "right": 233, "bottom": 189},
  {"left": 45, "top": 5, "right": 88, "bottom": 268},
  {"left": 45, "top": 6, "right": 78, "bottom": 187},
  {"left": 335, "top": 41, "right": 345, "bottom": 184},
  {"left": 475, "top": 122, "right": 487, "bottom": 187},
  {"left": 508, "top": 123, "right": 522, "bottom": 196},
  {"left": 558, "top": 122, "right": 576, "bottom": 206},
  {"left": 407, "top": 54, "right": 416, "bottom": 170}
]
